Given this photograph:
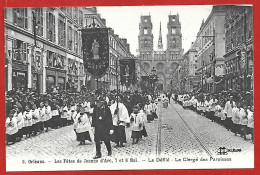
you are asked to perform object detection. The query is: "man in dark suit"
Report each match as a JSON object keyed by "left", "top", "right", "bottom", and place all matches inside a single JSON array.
[{"left": 92, "top": 96, "right": 114, "bottom": 159}]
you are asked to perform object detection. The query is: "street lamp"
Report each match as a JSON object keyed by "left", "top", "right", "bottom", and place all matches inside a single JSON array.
[{"left": 150, "top": 67, "right": 158, "bottom": 95}]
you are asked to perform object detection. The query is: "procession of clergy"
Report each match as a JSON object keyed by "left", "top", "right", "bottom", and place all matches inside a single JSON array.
[
  {"left": 6, "top": 90, "right": 167, "bottom": 159},
  {"left": 174, "top": 90, "right": 254, "bottom": 143}
]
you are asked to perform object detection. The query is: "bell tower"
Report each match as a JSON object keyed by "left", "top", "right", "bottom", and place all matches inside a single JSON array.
[
  {"left": 138, "top": 15, "right": 154, "bottom": 60},
  {"left": 167, "top": 13, "right": 182, "bottom": 60}
]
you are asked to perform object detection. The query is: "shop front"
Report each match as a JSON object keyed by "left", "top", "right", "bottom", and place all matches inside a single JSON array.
[
  {"left": 12, "top": 60, "right": 28, "bottom": 92},
  {"left": 224, "top": 40, "right": 253, "bottom": 92},
  {"left": 45, "top": 47, "right": 67, "bottom": 92},
  {"left": 46, "top": 67, "right": 66, "bottom": 93}
]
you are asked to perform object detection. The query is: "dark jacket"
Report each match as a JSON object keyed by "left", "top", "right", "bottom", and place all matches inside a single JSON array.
[{"left": 92, "top": 104, "right": 113, "bottom": 142}]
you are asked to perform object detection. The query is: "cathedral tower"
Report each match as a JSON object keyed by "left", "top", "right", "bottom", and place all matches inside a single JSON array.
[
  {"left": 167, "top": 13, "right": 182, "bottom": 60},
  {"left": 138, "top": 15, "right": 154, "bottom": 60}
]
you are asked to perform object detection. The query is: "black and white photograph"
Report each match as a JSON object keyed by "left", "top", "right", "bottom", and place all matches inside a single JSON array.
[{"left": 4, "top": 5, "right": 254, "bottom": 171}]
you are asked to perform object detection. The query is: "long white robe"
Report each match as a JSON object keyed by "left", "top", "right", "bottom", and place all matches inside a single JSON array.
[
  {"left": 16, "top": 112, "right": 24, "bottom": 130},
  {"left": 110, "top": 102, "right": 130, "bottom": 126},
  {"left": 6, "top": 117, "right": 18, "bottom": 135},
  {"left": 76, "top": 113, "right": 91, "bottom": 133},
  {"left": 224, "top": 101, "right": 235, "bottom": 118},
  {"left": 23, "top": 110, "right": 33, "bottom": 127},
  {"left": 130, "top": 113, "right": 143, "bottom": 131},
  {"left": 32, "top": 108, "right": 40, "bottom": 124},
  {"left": 44, "top": 106, "right": 52, "bottom": 121},
  {"left": 156, "top": 102, "right": 163, "bottom": 118},
  {"left": 38, "top": 107, "right": 45, "bottom": 122}
]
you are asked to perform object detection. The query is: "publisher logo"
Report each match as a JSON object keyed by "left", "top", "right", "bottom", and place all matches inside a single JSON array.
[{"left": 217, "top": 147, "right": 242, "bottom": 155}]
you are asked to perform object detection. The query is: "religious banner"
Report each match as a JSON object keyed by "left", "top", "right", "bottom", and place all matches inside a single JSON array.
[
  {"left": 141, "top": 76, "right": 150, "bottom": 92},
  {"left": 119, "top": 59, "right": 136, "bottom": 85},
  {"left": 81, "top": 28, "right": 109, "bottom": 78}
]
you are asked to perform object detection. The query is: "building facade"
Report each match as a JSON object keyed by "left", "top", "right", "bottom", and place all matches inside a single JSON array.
[
  {"left": 193, "top": 5, "right": 226, "bottom": 93},
  {"left": 180, "top": 44, "right": 200, "bottom": 93},
  {"left": 138, "top": 14, "right": 183, "bottom": 91},
  {"left": 5, "top": 7, "right": 134, "bottom": 93},
  {"left": 223, "top": 5, "right": 253, "bottom": 92},
  {"left": 5, "top": 7, "right": 89, "bottom": 93}
]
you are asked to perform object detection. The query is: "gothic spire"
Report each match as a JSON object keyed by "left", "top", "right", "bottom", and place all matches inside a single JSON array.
[{"left": 158, "top": 21, "right": 163, "bottom": 50}]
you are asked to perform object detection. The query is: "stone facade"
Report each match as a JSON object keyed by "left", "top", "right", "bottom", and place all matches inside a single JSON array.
[
  {"left": 223, "top": 5, "right": 253, "bottom": 92},
  {"left": 137, "top": 14, "right": 183, "bottom": 91},
  {"left": 193, "top": 5, "right": 226, "bottom": 93}
]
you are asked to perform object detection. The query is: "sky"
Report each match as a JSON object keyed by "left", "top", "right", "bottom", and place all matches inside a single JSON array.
[{"left": 97, "top": 5, "right": 213, "bottom": 56}]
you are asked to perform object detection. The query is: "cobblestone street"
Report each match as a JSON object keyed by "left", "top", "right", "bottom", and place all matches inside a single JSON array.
[
  {"left": 160, "top": 102, "right": 254, "bottom": 160},
  {"left": 6, "top": 115, "right": 159, "bottom": 160},
  {"left": 6, "top": 102, "right": 254, "bottom": 164}
]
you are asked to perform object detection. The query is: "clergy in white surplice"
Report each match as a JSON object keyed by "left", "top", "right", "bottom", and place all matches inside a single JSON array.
[{"left": 110, "top": 96, "right": 130, "bottom": 147}]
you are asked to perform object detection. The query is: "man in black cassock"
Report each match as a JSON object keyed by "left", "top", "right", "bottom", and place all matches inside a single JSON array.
[{"left": 92, "top": 96, "right": 114, "bottom": 159}]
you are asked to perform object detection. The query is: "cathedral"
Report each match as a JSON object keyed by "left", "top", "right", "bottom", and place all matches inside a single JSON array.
[{"left": 138, "top": 14, "right": 183, "bottom": 91}]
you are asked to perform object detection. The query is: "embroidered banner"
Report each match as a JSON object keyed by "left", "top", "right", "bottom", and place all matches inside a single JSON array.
[
  {"left": 119, "top": 59, "right": 136, "bottom": 85},
  {"left": 82, "top": 28, "right": 109, "bottom": 78}
]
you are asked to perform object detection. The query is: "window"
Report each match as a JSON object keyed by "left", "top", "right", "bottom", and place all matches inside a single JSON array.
[
  {"left": 171, "top": 39, "right": 176, "bottom": 48},
  {"left": 79, "top": 10, "right": 83, "bottom": 26},
  {"left": 58, "top": 15, "right": 66, "bottom": 46},
  {"left": 144, "top": 39, "right": 148, "bottom": 48},
  {"left": 46, "top": 11, "right": 56, "bottom": 42},
  {"left": 32, "top": 8, "right": 43, "bottom": 36},
  {"left": 78, "top": 31, "right": 82, "bottom": 55},
  {"left": 47, "top": 51, "right": 54, "bottom": 67},
  {"left": 232, "top": 26, "right": 236, "bottom": 47},
  {"left": 12, "top": 39, "right": 28, "bottom": 62},
  {"left": 13, "top": 8, "right": 28, "bottom": 29},
  {"left": 73, "top": 7, "right": 78, "bottom": 22},
  {"left": 68, "top": 59, "right": 72, "bottom": 73},
  {"left": 172, "top": 28, "right": 176, "bottom": 34},
  {"left": 171, "top": 17, "right": 175, "bottom": 22},
  {"left": 46, "top": 75, "right": 55, "bottom": 92},
  {"left": 143, "top": 53, "right": 149, "bottom": 60},
  {"left": 67, "top": 7, "right": 72, "bottom": 18},
  {"left": 144, "top": 18, "right": 148, "bottom": 22},
  {"left": 56, "top": 55, "right": 64, "bottom": 68},
  {"left": 171, "top": 54, "right": 174, "bottom": 59},
  {"left": 144, "top": 28, "right": 148, "bottom": 34},
  {"left": 58, "top": 77, "right": 65, "bottom": 90},
  {"left": 67, "top": 23, "right": 72, "bottom": 50},
  {"left": 74, "top": 29, "right": 78, "bottom": 53}
]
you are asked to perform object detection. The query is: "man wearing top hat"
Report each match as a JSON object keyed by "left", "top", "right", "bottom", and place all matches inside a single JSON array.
[{"left": 92, "top": 96, "right": 114, "bottom": 159}]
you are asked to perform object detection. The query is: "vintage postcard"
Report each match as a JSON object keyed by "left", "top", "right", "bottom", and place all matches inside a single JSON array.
[{"left": 4, "top": 5, "right": 254, "bottom": 171}]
